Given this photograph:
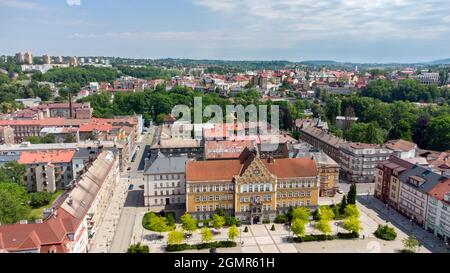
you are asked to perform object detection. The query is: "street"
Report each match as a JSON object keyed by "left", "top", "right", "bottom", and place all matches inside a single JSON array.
[{"left": 108, "top": 127, "right": 156, "bottom": 253}]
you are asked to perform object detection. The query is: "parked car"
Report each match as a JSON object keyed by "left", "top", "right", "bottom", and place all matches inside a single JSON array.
[{"left": 337, "top": 189, "right": 344, "bottom": 194}]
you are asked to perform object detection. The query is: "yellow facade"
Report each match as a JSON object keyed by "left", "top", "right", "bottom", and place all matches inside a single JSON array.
[
  {"left": 186, "top": 157, "right": 319, "bottom": 223},
  {"left": 318, "top": 166, "right": 339, "bottom": 197}
]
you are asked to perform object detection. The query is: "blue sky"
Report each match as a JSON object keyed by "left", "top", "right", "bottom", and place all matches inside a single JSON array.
[{"left": 1, "top": 0, "right": 450, "bottom": 63}]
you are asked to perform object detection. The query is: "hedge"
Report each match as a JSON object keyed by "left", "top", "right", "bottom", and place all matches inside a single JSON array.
[
  {"left": 166, "top": 241, "right": 237, "bottom": 252},
  {"left": 293, "top": 232, "right": 359, "bottom": 243},
  {"left": 374, "top": 225, "right": 397, "bottom": 241}
]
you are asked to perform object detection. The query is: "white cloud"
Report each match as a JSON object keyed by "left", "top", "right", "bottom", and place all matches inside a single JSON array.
[
  {"left": 66, "top": 0, "right": 81, "bottom": 6},
  {"left": 193, "top": 0, "right": 237, "bottom": 12},
  {"left": 193, "top": 0, "right": 450, "bottom": 39},
  {"left": 0, "top": 0, "right": 47, "bottom": 10}
]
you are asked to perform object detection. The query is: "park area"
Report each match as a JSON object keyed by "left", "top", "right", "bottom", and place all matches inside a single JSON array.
[{"left": 126, "top": 190, "right": 427, "bottom": 253}]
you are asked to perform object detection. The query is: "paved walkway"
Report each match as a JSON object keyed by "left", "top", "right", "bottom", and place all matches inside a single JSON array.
[
  {"left": 359, "top": 195, "right": 449, "bottom": 253},
  {"left": 89, "top": 176, "right": 128, "bottom": 253}
]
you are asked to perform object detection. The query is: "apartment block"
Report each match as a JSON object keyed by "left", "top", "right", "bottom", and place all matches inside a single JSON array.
[{"left": 340, "top": 143, "right": 393, "bottom": 183}]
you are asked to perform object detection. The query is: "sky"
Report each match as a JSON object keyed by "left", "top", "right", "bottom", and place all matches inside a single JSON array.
[{"left": 1, "top": 0, "right": 450, "bottom": 63}]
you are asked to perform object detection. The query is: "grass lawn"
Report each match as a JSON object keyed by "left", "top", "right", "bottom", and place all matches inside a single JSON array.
[{"left": 28, "top": 190, "right": 65, "bottom": 221}]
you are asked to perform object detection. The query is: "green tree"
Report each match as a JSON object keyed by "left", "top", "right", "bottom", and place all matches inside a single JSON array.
[
  {"left": 343, "top": 217, "right": 363, "bottom": 234},
  {"left": 41, "top": 134, "right": 56, "bottom": 144},
  {"left": 24, "top": 136, "right": 42, "bottom": 144},
  {"left": 402, "top": 235, "right": 420, "bottom": 253},
  {"left": 319, "top": 207, "right": 335, "bottom": 221},
  {"left": 181, "top": 213, "right": 197, "bottom": 234},
  {"left": 347, "top": 184, "right": 357, "bottom": 205},
  {"left": 389, "top": 120, "right": 413, "bottom": 141},
  {"left": 201, "top": 228, "right": 213, "bottom": 243},
  {"left": 149, "top": 216, "right": 170, "bottom": 234},
  {"left": 168, "top": 230, "right": 185, "bottom": 245},
  {"left": 228, "top": 225, "right": 239, "bottom": 241},
  {"left": 316, "top": 219, "right": 332, "bottom": 234},
  {"left": 29, "top": 192, "right": 53, "bottom": 209},
  {"left": 0, "top": 183, "right": 30, "bottom": 224},
  {"left": 339, "top": 195, "right": 347, "bottom": 215},
  {"left": 292, "top": 207, "right": 310, "bottom": 222},
  {"left": 212, "top": 214, "right": 226, "bottom": 230},
  {"left": 425, "top": 115, "right": 450, "bottom": 151},
  {"left": 291, "top": 218, "right": 306, "bottom": 238},
  {"left": 127, "top": 243, "right": 149, "bottom": 253},
  {"left": 344, "top": 204, "right": 360, "bottom": 218},
  {"left": 63, "top": 134, "right": 77, "bottom": 143},
  {"left": 0, "top": 162, "right": 27, "bottom": 185}
]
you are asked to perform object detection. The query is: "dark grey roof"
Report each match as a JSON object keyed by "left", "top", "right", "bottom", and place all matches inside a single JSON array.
[
  {"left": 144, "top": 154, "right": 188, "bottom": 175},
  {"left": 399, "top": 164, "right": 449, "bottom": 193}
]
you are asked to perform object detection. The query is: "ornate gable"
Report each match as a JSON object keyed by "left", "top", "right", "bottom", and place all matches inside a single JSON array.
[{"left": 236, "top": 157, "right": 275, "bottom": 185}]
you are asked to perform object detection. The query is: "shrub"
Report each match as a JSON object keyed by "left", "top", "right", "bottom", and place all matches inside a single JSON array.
[
  {"left": 263, "top": 219, "right": 271, "bottom": 224},
  {"left": 142, "top": 212, "right": 175, "bottom": 232},
  {"left": 270, "top": 225, "right": 276, "bottom": 231},
  {"left": 127, "top": 243, "right": 149, "bottom": 253},
  {"left": 293, "top": 232, "right": 359, "bottom": 243},
  {"left": 29, "top": 192, "right": 52, "bottom": 208},
  {"left": 243, "top": 226, "right": 249, "bottom": 233},
  {"left": 166, "top": 241, "right": 237, "bottom": 252},
  {"left": 274, "top": 214, "right": 288, "bottom": 224},
  {"left": 374, "top": 225, "right": 397, "bottom": 241},
  {"left": 225, "top": 215, "right": 241, "bottom": 227}
]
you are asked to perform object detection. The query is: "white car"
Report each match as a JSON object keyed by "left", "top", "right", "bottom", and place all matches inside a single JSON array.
[{"left": 337, "top": 189, "right": 344, "bottom": 194}]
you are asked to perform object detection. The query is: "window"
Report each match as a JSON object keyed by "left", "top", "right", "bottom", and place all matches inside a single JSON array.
[
  {"left": 195, "top": 196, "right": 200, "bottom": 202},
  {"left": 202, "top": 196, "right": 207, "bottom": 202},
  {"left": 209, "top": 195, "right": 213, "bottom": 201},
  {"left": 222, "top": 195, "right": 227, "bottom": 201},
  {"left": 215, "top": 195, "right": 220, "bottom": 201}
]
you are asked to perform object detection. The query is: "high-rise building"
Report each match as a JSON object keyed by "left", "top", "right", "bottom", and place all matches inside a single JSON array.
[
  {"left": 70, "top": 56, "right": 78, "bottom": 66},
  {"left": 24, "top": 52, "right": 33, "bottom": 64},
  {"left": 15, "top": 52, "right": 25, "bottom": 63},
  {"left": 43, "top": 54, "right": 51, "bottom": 64}
]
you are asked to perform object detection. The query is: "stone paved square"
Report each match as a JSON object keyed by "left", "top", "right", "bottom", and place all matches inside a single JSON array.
[{"left": 255, "top": 236, "right": 274, "bottom": 245}]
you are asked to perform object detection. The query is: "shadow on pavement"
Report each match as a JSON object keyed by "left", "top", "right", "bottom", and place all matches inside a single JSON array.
[{"left": 124, "top": 190, "right": 144, "bottom": 208}]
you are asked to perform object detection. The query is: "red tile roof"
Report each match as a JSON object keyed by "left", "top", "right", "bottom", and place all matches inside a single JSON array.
[
  {"left": 428, "top": 178, "right": 450, "bottom": 204},
  {"left": 18, "top": 150, "right": 75, "bottom": 164},
  {"left": 186, "top": 155, "right": 317, "bottom": 183}
]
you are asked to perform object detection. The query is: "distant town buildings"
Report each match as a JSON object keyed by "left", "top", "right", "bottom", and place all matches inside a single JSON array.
[{"left": 43, "top": 54, "right": 51, "bottom": 64}]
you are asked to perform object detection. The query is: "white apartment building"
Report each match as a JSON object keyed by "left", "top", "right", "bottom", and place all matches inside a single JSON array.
[
  {"left": 426, "top": 180, "right": 450, "bottom": 244},
  {"left": 398, "top": 165, "right": 448, "bottom": 227},
  {"left": 340, "top": 143, "right": 393, "bottom": 183},
  {"left": 144, "top": 154, "right": 188, "bottom": 210}
]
